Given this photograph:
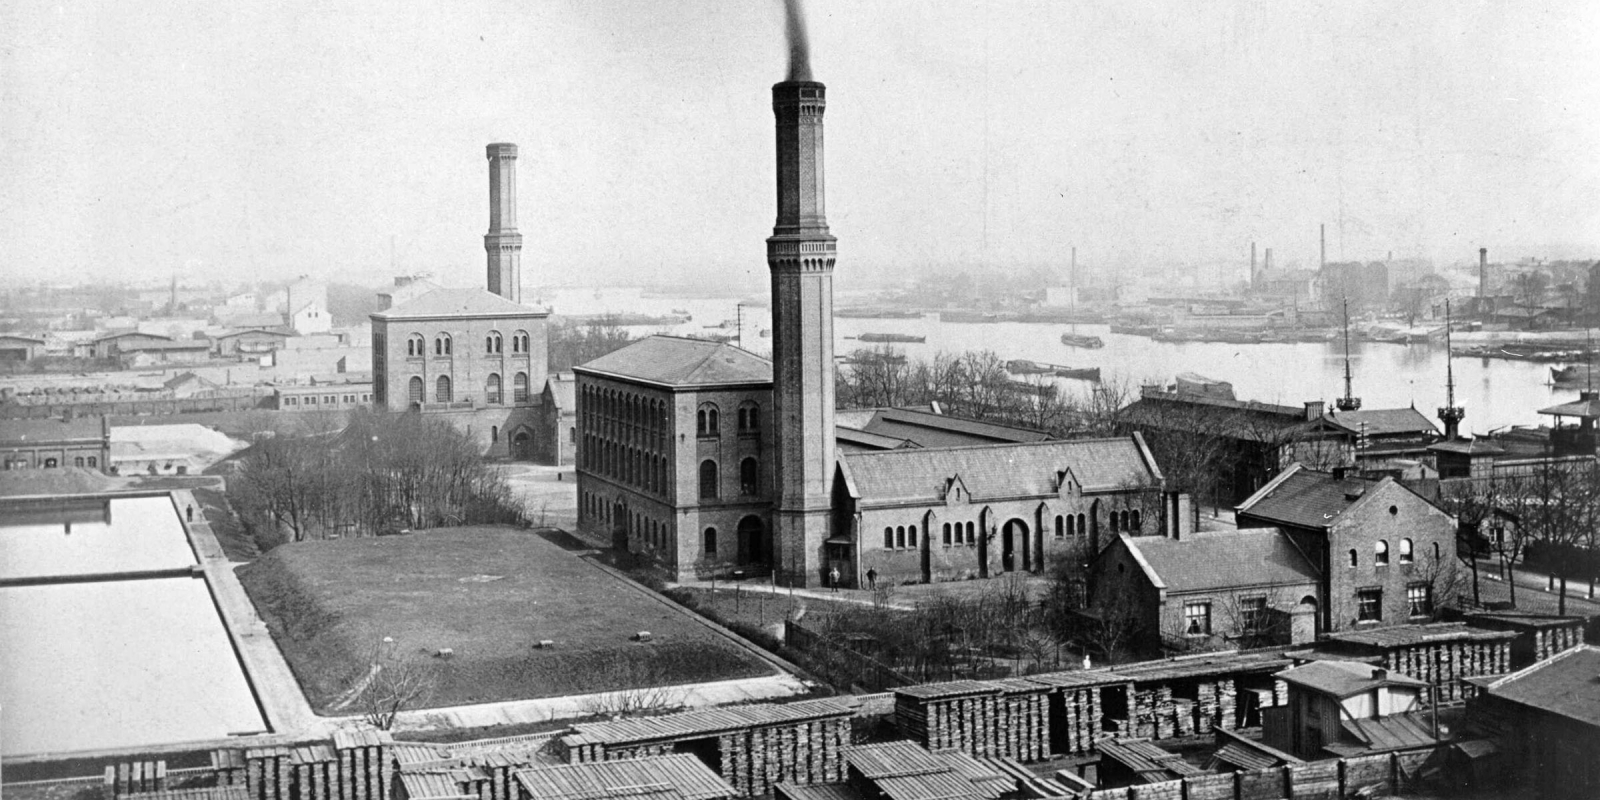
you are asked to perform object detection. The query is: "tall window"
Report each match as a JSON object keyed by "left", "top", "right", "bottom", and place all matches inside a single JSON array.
[
  {"left": 884, "top": 527, "right": 893, "bottom": 548},
  {"left": 512, "top": 330, "right": 530, "bottom": 354},
  {"left": 514, "top": 372, "right": 529, "bottom": 403},
  {"left": 435, "top": 375, "right": 452, "bottom": 403},
  {"left": 1240, "top": 596, "right": 1267, "bottom": 632},
  {"left": 1407, "top": 584, "right": 1432, "bottom": 617},
  {"left": 909, "top": 526, "right": 918, "bottom": 547},
  {"left": 738, "top": 402, "right": 760, "bottom": 434},
  {"left": 406, "top": 333, "right": 425, "bottom": 357},
  {"left": 699, "top": 460, "right": 718, "bottom": 499},
  {"left": 943, "top": 523, "right": 952, "bottom": 546},
  {"left": 704, "top": 527, "right": 717, "bottom": 556},
  {"left": 740, "top": 458, "right": 759, "bottom": 495},
  {"left": 434, "top": 334, "right": 452, "bottom": 356},
  {"left": 1066, "top": 515, "right": 1076, "bottom": 536},
  {"left": 697, "top": 404, "right": 720, "bottom": 437},
  {"left": 408, "top": 376, "right": 424, "bottom": 406},
  {"left": 1375, "top": 540, "right": 1390, "bottom": 566},
  {"left": 1358, "top": 588, "right": 1383, "bottom": 622},
  {"left": 895, "top": 526, "right": 906, "bottom": 548},
  {"left": 486, "top": 373, "right": 502, "bottom": 404},
  {"left": 966, "top": 521, "right": 976, "bottom": 544},
  {"left": 1348, "top": 549, "right": 1358, "bottom": 568},
  {"left": 1110, "top": 511, "right": 1120, "bottom": 533},
  {"left": 1400, "top": 538, "right": 1414, "bottom": 564},
  {"left": 1184, "top": 602, "right": 1212, "bottom": 636},
  {"left": 486, "top": 332, "right": 502, "bottom": 353}
]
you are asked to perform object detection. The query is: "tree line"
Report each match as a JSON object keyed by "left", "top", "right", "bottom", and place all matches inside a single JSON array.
[{"left": 227, "top": 408, "right": 525, "bottom": 546}]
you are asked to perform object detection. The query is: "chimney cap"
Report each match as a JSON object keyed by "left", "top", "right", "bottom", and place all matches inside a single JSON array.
[
  {"left": 1371, "top": 667, "right": 1388, "bottom": 679},
  {"left": 486, "top": 142, "right": 519, "bottom": 157}
]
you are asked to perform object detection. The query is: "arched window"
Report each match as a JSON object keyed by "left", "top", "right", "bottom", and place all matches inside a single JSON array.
[
  {"left": 1349, "top": 549, "right": 1358, "bottom": 567},
  {"left": 486, "top": 331, "right": 502, "bottom": 354},
  {"left": 895, "top": 526, "right": 906, "bottom": 548},
  {"left": 909, "top": 525, "right": 918, "bottom": 547},
  {"left": 943, "top": 523, "right": 952, "bottom": 546},
  {"left": 884, "top": 526, "right": 894, "bottom": 549},
  {"left": 514, "top": 372, "right": 529, "bottom": 403},
  {"left": 1433, "top": 542, "right": 1441, "bottom": 561},
  {"left": 697, "top": 403, "right": 721, "bottom": 437},
  {"left": 486, "top": 373, "right": 502, "bottom": 404},
  {"left": 1055, "top": 515, "right": 1064, "bottom": 538},
  {"left": 435, "top": 334, "right": 452, "bottom": 356},
  {"left": 699, "top": 460, "right": 718, "bottom": 499},
  {"left": 738, "top": 401, "right": 761, "bottom": 434},
  {"left": 740, "top": 458, "right": 759, "bottom": 495},
  {"left": 1131, "top": 510, "right": 1142, "bottom": 530},
  {"left": 409, "top": 376, "right": 424, "bottom": 406},
  {"left": 1077, "top": 513, "right": 1086, "bottom": 534},
  {"left": 435, "top": 375, "right": 452, "bottom": 403},
  {"left": 87, "top": 456, "right": 97, "bottom": 468},
  {"left": 1400, "top": 538, "right": 1414, "bottom": 564},
  {"left": 1110, "top": 511, "right": 1120, "bottom": 533},
  {"left": 966, "top": 521, "right": 976, "bottom": 544},
  {"left": 1375, "top": 540, "right": 1390, "bottom": 566},
  {"left": 491, "top": 426, "right": 499, "bottom": 444},
  {"left": 704, "top": 527, "right": 717, "bottom": 556},
  {"left": 513, "top": 330, "right": 530, "bottom": 354},
  {"left": 1066, "top": 515, "right": 1076, "bottom": 536},
  {"left": 74, "top": 457, "right": 85, "bottom": 467},
  {"left": 407, "top": 334, "right": 425, "bottom": 357}
]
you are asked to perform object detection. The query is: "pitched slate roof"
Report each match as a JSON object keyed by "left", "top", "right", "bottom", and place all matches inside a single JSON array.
[
  {"left": 1120, "top": 528, "right": 1319, "bottom": 594},
  {"left": 544, "top": 373, "right": 576, "bottom": 410},
  {"left": 576, "top": 336, "right": 772, "bottom": 388},
  {"left": 1538, "top": 397, "right": 1600, "bottom": 419},
  {"left": 852, "top": 407, "right": 1051, "bottom": 448},
  {"left": 839, "top": 436, "right": 1158, "bottom": 506},
  {"left": 1337, "top": 712, "right": 1440, "bottom": 754},
  {"left": 1276, "top": 659, "right": 1427, "bottom": 699},
  {"left": 373, "top": 288, "right": 544, "bottom": 320},
  {"left": 1324, "top": 407, "right": 1438, "bottom": 437},
  {"left": 1483, "top": 645, "right": 1600, "bottom": 729},
  {"left": 513, "top": 755, "right": 735, "bottom": 800},
  {"left": 1234, "top": 465, "right": 1380, "bottom": 530}
]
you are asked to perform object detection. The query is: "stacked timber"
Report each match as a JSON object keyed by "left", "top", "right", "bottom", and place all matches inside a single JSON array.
[
  {"left": 105, "top": 761, "right": 168, "bottom": 798},
  {"left": 993, "top": 679, "right": 1049, "bottom": 762},
  {"left": 211, "top": 751, "right": 247, "bottom": 787},
  {"left": 244, "top": 746, "right": 292, "bottom": 800}
]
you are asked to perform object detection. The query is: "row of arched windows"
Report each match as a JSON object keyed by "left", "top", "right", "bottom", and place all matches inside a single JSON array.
[
  {"left": 943, "top": 521, "right": 978, "bottom": 546},
  {"left": 1054, "top": 513, "right": 1089, "bottom": 538},
  {"left": 1108, "top": 509, "right": 1142, "bottom": 533},
  {"left": 580, "top": 385, "right": 672, "bottom": 496},
  {"left": 1350, "top": 538, "right": 1430, "bottom": 567},
  {"left": 697, "top": 457, "right": 763, "bottom": 500},
  {"left": 405, "top": 372, "right": 528, "bottom": 407},
  {"left": 696, "top": 401, "right": 762, "bottom": 438},
  {"left": 404, "top": 330, "right": 532, "bottom": 358},
  {"left": 884, "top": 525, "right": 920, "bottom": 550}
]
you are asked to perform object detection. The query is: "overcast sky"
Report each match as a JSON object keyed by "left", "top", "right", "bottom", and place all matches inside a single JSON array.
[{"left": 2, "top": 1, "right": 1596, "bottom": 290}]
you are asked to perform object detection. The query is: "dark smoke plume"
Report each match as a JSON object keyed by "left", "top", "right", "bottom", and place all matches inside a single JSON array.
[{"left": 783, "top": 0, "right": 812, "bottom": 81}]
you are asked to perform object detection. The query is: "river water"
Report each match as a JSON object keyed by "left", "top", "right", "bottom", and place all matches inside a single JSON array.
[{"left": 542, "top": 287, "right": 1579, "bottom": 434}]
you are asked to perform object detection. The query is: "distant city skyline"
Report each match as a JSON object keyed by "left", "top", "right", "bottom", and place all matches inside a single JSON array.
[{"left": 3, "top": 1, "right": 1596, "bottom": 287}]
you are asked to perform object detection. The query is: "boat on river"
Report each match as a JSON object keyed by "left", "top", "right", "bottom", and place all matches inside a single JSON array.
[
  {"left": 1060, "top": 333, "right": 1105, "bottom": 349},
  {"left": 857, "top": 332, "right": 926, "bottom": 343},
  {"left": 1005, "top": 359, "right": 1101, "bottom": 382}
]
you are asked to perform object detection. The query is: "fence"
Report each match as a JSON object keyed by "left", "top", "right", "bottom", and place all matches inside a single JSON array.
[{"left": 785, "top": 618, "right": 916, "bottom": 692}]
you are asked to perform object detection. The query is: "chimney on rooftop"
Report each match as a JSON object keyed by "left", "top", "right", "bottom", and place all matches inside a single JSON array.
[
  {"left": 1478, "top": 247, "right": 1488, "bottom": 299},
  {"left": 1372, "top": 667, "right": 1388, "bottom": 680},
  {"left": 1304, "top": 400, "right": 1325, "bottom": 421}
]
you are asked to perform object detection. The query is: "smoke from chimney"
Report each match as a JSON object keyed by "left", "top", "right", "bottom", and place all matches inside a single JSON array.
[{"left": 783, "top": 0, "right": 813, "bottom": 81}]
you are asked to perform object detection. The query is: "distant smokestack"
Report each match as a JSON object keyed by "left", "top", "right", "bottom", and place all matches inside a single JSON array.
[
  {"left": 1265, "top": 247, "right": 1273, "bottom": 273},
  {"left": 782, "top": 0, "right": 813, "bottom": 82},
  {"left": 1479, "top": 247, "right": 1488, "bottom": 298},
  {"left": 1071, "top": 246, "right": 1077, "bottom": 290},
  {"left": 1250, "top": 242, "right": 1257, "bottom": 290},
  {"left": 485, "top": 143, "right": 523, "bottom": 303},
  {"left": 1320, "top": 223, "right": 1326, "bottom": 270}
]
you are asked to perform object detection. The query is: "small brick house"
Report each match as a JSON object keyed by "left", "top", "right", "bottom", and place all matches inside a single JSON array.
[{"left": 1236, "top": 465, "right": 1458, "bottom": 635}]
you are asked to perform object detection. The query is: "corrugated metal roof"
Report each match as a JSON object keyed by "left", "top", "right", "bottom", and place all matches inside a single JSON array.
[
  {"left": 567, "top": 697, "right": 854, "bottom": 745},
  {"left": 856, "top": 408, "right": 1052, "bottom": 448},
  {"left": 773, "top": 784, "right": 862, "bottom": 800},
  {"left": 841, "top": 436, "right": 1157, "bottom": 506},
  {"left": 1324, "top": 408, "right": 1438, "bottom": 437},
  {"left": 513, "top": 755, "right": 734, "bottom": 800},
  {"left": 1210, "top": 742, "right": 1279, "bottom": 771},
  {"left": 1096, "top": 739, "right": 1206, "bottom": 781},
  {"left": 893, "top": 680, "right": 999, "bottom": 701},
  {"left": 845, "top": 742, "right": 948, "bottom": 778},
  {"left": 1485, "top": 645, "right": 1600, "bottom": 728},
  {"left": 576, "top": 336, "right": 771, "bottom": 387},
  {"left": 1342, "top": 712, "right": 1439, "bottom": 752},
  {"left": 1326, "top": 622, "right": 1515, "bottom": 649},
  {"left": 399, "top": 771, "right": 478, "bottom": 800},
  {"left": 875, "top": 771, "right": 1004, "bottom": 800},
  {"left": 1234, "top": 465, "right": 1373, "bottom": 530},
  {"left": 1111, "top": 651, "right": 1293, "bottom": 682}
]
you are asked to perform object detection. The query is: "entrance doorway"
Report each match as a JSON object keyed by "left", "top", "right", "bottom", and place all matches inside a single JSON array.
[
  {"left": 737, "top": 516, "right": 766, "bottom": 565},
  {"left": 512, "top": 430, "right": 533, "bottom": 460},
  {"left": 1001, "top": 519, "right": 1029, "bottom": 572}
]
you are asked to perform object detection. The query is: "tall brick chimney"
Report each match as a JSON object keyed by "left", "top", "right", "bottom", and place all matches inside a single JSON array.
[
  {"left": 768, "top": 79, "right": 837, "bottom": 588},
  {"left": 485, "top": 143, "right": 523, "bottom": 303}
]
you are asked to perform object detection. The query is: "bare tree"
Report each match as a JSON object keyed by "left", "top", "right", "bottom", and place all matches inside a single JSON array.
[
  {"left": 355, "top": 637, "right": 439, "bottom": 731},
  {"left": 1415, "top": 545, "right": 1466, "bottom": 620},
  {"left": 579, "top": 660, "right": 685, "bottom": 718}
]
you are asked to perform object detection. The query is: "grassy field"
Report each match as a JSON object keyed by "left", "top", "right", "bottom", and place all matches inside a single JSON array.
[{"left": 237, "top": 527, "right": 778, "bottom": 714}]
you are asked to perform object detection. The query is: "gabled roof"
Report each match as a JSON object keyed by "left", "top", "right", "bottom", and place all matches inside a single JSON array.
[
  {"left": 163, "top": 372, "right": 216, "bottom": 389},
  {"left": 544, "top": 373, "right": 576, "bottom": 410},
  {"left": 575, "top": 335, "right": 772, "bottom": 388},
  {"left": 1483, "top": 644, "right": 1600, "bottom": 728},
  {"left": 372, "top": 288, "right": 545, "bottom": 320},
  {"left": 513, "top": 755, "right": 734, "bottom": 800},
  {"left": 1275, "top": 659, "right": 1427, "bottom": 699},
  {"left": 839, "top": 436, "right": 1159, "bottom": 506},
  {"left": 1324, "top": 407, "right": 1438, "bottom": 437},
  {"left": 0, "top": 416, "right": 106, "bottom": 443},
  {"left": 93, "top": 331, "right": 172, "bottom": 343},
  {"left": 1236, "top": 465, "right": 1440, "bottom": 530},
  {"left": 835, "top": 426, "right": 921, "bottom": 452},
  {"left": 215, "top": 326, "right": 295, "bottom": 340},
  {"left": 0, "top": 334, "right": 45, "bottom": 344},
  {"left": 850, "top": 407, "right": 1051, "bottom": 448},
  {"left": 1427, "top": 437, "right": 1506, "bottom": 456},
  {"left": 1538, "top": 397, "right": 1600, "bottom": 419},
  {"left": 1337, "top": 712, "right": 1440, "bottom": 755},
  {"left": 1118, "top": 528, "right": 1319, "bottom": 595}
]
